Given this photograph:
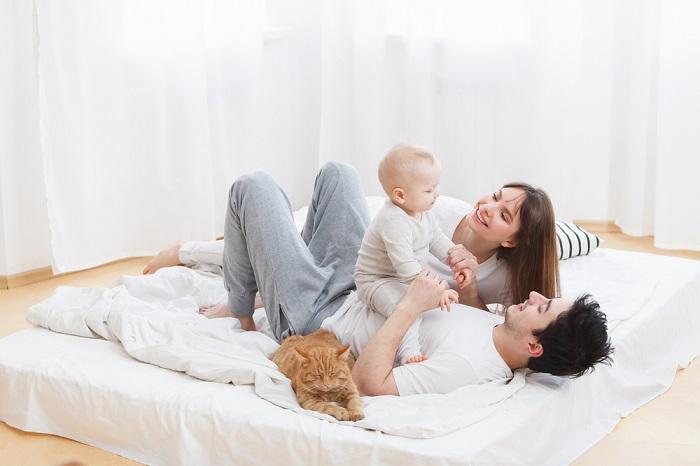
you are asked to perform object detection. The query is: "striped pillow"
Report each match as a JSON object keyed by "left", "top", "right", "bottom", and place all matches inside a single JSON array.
[{"left": 556, "top": 221, "right": 602, "bottom": 260}]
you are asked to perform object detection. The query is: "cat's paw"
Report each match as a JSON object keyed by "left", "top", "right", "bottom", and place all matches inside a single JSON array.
[
  {"left": 328, "top": 406, "right": 351, "bottom": 421},
  {"left": 347, "top": 409, "right": 364, "bottom": 421}
]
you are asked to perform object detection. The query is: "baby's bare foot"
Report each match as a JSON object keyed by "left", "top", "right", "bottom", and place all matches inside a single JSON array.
[
  {"left": 405, "top": 354, "right": 428, "bottom": 364},
  {"left": 143, "top": 242, "right": 183, "bottom": 274}
]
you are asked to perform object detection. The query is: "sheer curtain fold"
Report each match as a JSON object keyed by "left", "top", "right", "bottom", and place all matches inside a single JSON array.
[
  {"left": 36, "top": 0, "right": 219, "bottom": 272},
  {"left": 29, "top": 0, "right": 699, "bottom": 273},
  {"left": 318, "top": 0, "right": 698, "bottom": 250},
  {"left": 653, "top": 0, "right": 700, "bottom": 250},
  {"left": 34, "top": 0, "right": 323, "bottom": 272}
]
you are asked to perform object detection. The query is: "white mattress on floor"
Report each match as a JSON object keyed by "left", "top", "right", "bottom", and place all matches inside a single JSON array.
[{"left": 1, "top": 248, "right": 699, "bottom": 466}]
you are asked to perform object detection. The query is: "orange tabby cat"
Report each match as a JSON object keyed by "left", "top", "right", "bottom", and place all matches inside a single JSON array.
[{"left": 271, "top": 329, "right": 364, "bottom": 421}]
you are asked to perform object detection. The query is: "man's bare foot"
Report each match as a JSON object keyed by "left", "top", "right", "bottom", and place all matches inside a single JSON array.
[
  {"left": 143, "top": 242, "right": 184, "bottom": 274},
  {"left": 198, "top": 304, "right": 256, "bottom": 331},
  {"left": 405, "top": 354, "right": 428, "bottom": 364},
  {"left": 199, "top": 303, "right": 233, "bottom": 318}
]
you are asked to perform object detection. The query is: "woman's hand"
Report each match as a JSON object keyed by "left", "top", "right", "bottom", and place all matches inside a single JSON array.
[{"left": 448, "top": 244, "right": 478, "bottom": 289}]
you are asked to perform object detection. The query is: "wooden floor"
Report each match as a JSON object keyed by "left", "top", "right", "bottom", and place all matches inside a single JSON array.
[{"left": 1, "top": 234, "right": 699, "bottom": 466}]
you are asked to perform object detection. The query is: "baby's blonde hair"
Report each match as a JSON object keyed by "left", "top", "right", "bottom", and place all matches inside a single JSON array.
[{"left": 378, "top": 144, "right": 438, "bottom": 196}]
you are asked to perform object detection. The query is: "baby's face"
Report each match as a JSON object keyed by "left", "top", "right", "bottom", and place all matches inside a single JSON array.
[{"left": 401, "top": 165, "right": 441, "bottom": 215}]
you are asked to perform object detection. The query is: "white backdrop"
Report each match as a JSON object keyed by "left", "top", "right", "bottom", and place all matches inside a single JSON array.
[{"left": 1, "top": 0, "right": 698, "bottom": 274}]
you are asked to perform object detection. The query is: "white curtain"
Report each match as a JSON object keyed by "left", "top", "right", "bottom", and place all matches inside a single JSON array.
[
  {"left": 652, "top": 0, "right": 700, "bottom": 250},
  {"left": 23, "top": 0, "right": 700, "bottom": 273},
  {"left": 36, "top": 0, "right": 218, "bottom": 271},
  {"left": 34, "top": 0, "right": 323, "bottom": 272},
  {"left": 318, "top": 0, "right": 699, "bottom": 249}
]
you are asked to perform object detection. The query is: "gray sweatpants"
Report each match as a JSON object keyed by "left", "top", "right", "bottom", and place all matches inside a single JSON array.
[{"left": 223, "top": 162, "right": 369, "bottom": 341}]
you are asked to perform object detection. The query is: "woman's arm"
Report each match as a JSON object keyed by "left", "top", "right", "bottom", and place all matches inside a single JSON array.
[
  {"left": 446, "top": 245, "right": 489, "bottom": 310},
  {"left": 352, "top": 271, "right": 448, "bottom": 396}
]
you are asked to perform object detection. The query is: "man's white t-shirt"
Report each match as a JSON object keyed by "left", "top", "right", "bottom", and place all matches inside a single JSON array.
[{"left": 321, "top": 292, "right": 513, "bottom": 395}]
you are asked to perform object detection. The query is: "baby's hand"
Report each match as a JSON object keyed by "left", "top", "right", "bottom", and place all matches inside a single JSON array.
[
  {"left": 405, "top": 354, "right": 429, "bottom": 364},
  {"left": 439, "top": 289, "right": 459, "bottom": 311}
]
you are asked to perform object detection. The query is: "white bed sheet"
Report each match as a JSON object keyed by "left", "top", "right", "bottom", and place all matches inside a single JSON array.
[{"left": 1, "top": 248, "right": 699, "bottom": 465}]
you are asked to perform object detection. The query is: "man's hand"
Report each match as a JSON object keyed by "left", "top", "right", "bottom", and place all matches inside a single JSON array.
[
  {"left": 448, "top": 244, "right": 478, "bottom": 289},
  {"left": 401, "top": 270, "right": 450, "bottom": 315},
  {"left": 351, "top": 270, "right": 450, "bottom": 396}
]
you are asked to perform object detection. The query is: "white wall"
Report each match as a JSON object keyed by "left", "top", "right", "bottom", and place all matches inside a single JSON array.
[{"left": 0, "top": 1, "right": 53, "bottom": 275}]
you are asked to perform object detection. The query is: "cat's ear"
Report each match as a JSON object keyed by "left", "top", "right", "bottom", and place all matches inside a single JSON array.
[
  {"left": 295, "top": 347, "right": 310, "bottom": 360},
  {"left": 336, "top": 346, "right": 351, "bottom": 360}
]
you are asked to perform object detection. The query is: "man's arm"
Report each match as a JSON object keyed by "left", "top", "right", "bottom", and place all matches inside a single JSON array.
[{"left": 351, "top": 271, "right": 448, "bottom": 396}]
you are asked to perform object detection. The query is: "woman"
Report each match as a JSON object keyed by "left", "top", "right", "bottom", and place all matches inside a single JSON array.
[
  {"left": 427, "top": 183, "right": 560, "bottom": 310},
  {"left": 143, "top": 163, "right": 559, "bottom": 336}
]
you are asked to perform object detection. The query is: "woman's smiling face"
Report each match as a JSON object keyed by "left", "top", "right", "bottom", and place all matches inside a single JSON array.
[{"left": 467, "top": 187, "right": 525, "bottom": 247}]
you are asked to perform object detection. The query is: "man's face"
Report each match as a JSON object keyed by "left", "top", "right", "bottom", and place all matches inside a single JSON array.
[{"left": 503, "top": 291, "right": 572, "bottom": 338}]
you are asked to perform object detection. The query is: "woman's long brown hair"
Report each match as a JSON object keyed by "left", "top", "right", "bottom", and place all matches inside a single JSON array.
[{"left": 496, "top": 182, "right": 560, "bottom": 305}]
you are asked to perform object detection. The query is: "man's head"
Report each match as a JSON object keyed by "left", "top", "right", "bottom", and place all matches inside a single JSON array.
[{"left": 502, "top": 291, "right": 613, "bottom": 377}]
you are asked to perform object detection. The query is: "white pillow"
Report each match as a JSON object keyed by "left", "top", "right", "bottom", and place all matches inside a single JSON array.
[{"left": 556, "top": 221, "right": 603, "bottom": 260}]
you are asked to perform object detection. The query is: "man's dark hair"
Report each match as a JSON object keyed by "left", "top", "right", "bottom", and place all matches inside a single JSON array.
[{"left": 527, "top": 294, "right": 613, "bottom": 377}]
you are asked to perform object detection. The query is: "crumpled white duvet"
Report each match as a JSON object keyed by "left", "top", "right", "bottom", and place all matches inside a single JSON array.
[{"left": 26, "top": 266, "right": 525, "bottom": 439}]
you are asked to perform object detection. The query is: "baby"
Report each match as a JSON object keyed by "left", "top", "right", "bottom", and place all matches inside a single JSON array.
[{"left": 354, "top": 144, "right": 459, "bottom": 364}]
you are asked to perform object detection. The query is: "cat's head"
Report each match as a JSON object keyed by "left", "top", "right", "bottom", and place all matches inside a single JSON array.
[{"left": 293, "top": 346, "right": 353, "bottom": 395}]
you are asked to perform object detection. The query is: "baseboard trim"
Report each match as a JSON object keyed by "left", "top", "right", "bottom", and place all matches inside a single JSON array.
[
  {"left": 0, "top": 266, "right": 55, "bottom": 290},
  {"left": 573, "top": 220, "right": 622, "bottom": 234}
]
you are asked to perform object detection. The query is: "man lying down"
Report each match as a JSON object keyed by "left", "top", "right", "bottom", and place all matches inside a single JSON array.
[
  {"left": 143, "top": 161, "right": 614, "bottom": 398},
  {"left": 325, "top": 270, "right": 613, "bottom": 396}
]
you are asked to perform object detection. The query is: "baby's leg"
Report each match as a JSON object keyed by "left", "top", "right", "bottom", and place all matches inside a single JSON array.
[
  {"left": 359, "top": 280, "right": 424, "bottom": 364},
  {"left": 359, "top": 279, "right": 407, "bottom": 318}
]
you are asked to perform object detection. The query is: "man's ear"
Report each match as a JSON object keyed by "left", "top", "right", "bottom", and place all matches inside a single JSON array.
[
  {"left": 527, "top": 341, "right": 543, "bottom": 357},
  {"left": 391, "top": 187, "right": 406, "bottom": 205},
  {"left": 500, "top": 237, "right": 518, "bottom": 248}
]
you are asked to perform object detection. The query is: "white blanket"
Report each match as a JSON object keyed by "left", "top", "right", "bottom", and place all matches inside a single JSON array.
[{"left": 26, "top": 266, "right": 525, "bottom": 439}]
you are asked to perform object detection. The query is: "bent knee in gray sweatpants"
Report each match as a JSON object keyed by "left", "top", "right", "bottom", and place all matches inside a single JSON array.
[{"left": 223, "top": 162, "right": 369, "bottom": 340}]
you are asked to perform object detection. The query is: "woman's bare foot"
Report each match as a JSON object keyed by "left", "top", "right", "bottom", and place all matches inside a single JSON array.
[
  {"left": 198, "top": 304, "right": 256, "bottom": 331},
  {"left": 143, "top": 242, "right": 184, "bottom": 274}
]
